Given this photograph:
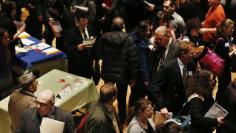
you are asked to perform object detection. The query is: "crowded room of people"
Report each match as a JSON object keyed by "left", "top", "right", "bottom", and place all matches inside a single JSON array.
[{"left": 0, "top": 0, "right": 236, "bottom": 132}]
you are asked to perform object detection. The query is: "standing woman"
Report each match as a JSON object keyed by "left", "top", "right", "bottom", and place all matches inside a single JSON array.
[
  {"left": 127, "top": 98, "right": 155, "bottom": 133},
  {"left": 214, "top": 19, "right": 235, "bottom": 112},
  {"left": 185, "top": 70, "right": 224, "bottom": 133},
  {"left": 129, "top": 20, "right": 151, "bottom": 108},
  {"left": 0, "top": 28, "right": 13, "bottom": 99}
]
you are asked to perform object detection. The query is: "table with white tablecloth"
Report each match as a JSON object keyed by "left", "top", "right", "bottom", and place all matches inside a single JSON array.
[{"left": 0, "top": 69, "right": 98, "bottom": 133}]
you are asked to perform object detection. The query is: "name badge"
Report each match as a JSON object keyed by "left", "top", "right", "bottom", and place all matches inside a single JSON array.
[
  {"left": 225, "top": 42, "right": 230, "bottom": 47},
  {"left": 188, "top": 71, "right": 193, "bottom": 76}
]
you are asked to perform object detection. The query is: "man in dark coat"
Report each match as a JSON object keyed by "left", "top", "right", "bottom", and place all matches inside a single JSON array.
[
  {"left": 97, "top": 17, "right": 138, "bottom": 125},
  {"left": 64, "top": 9, "right": 96, "bottom": 78},
  {"left": 151, "top": 25, "right": 179, "bottom": 74},
  {"left": 149, "top": 40, "right": 196, "bottom": 117},
  {"left": 16, "top": 89, "right": 75, "bottom": 133}
]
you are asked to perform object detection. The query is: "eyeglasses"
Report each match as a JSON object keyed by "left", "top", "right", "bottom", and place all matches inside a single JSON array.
[
  {"left": 163, "top": 5, "right": 171, "bottom": 9},
  {"left": 155, "top": 36, "right": 167, "bottom": 41},
  {"left": 36, "top": 101, "right": 51, "bottom": 108}
]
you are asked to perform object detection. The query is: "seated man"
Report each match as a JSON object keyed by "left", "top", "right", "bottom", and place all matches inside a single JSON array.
[
  {"left": 85, "top": 83, "right": 123, "bottom": 133},
  {"left": 16, "top": 89, "right": 75, "bottom": 133},
  {"left": 8, "top": 72, "right": 37, "bottom": 132}
]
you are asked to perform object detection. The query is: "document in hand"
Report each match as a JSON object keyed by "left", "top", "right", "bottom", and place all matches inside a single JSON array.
[
  {"left": 40, "top": 117, "right": 65, "bottom": 133},
  {"left": 153, "top": 111, "right": 173, "bottom": 125},
  {"left": 83, "top": 38, "right": 96, "bottom": 47},
  {"left": 204, "top": 103, "right": 228, "bottom": 119}
]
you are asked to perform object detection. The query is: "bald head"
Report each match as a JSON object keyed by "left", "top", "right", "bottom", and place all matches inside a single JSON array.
[
  {"left": 37, "top": 89, "right": 55, "bottom": 104},
  {"left": 112, "top": 17, "right": 124, "bottom": 31},
  {"left": 99, "top": 83, "right": 117, "bottom": 103}
]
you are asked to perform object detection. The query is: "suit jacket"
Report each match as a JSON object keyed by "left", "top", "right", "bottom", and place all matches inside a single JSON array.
[
  {"left": 16, "top": 107, "right": 75, "bottom": 133},
  {"left": 64, "top": 24, "right": 96, "bottom": 78},
  {"left": 8, "top": 89, "right": 36, "bottom": 132},
  {"left": 152, "top": 39, "right": 179, "bottom": 74},
  {"left": 149, "top": 59, "right": 189, "bottom": 115}
]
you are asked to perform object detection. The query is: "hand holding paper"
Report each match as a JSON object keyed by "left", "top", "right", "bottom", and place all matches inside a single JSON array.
[{"left": 204, "top": 103, "right": 228, "bottom": 119}]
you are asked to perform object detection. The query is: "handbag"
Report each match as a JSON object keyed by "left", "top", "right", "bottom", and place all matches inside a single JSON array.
[{"left": 199, "top": 48, "right": 224, "bottom": 76}]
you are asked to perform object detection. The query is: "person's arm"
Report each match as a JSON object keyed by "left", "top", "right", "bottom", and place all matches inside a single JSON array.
[
  {"left": 189, "top": 98, "right": 219, "bottom": 128},
  {"left": 102, "top": 0, "right": 120, "bottom": 16},
  {"left": 63, "top": 29, "right": 85, "bottom": 53},
  {"left": 200, "top": 28, "right": 216, "bottom": 34},
  {"left": 88, "top": 1, "right": 96, "bottom": 23},
  {"left": 127, "top": 36, "right": 138, "bottom": 83},
  {"left": 64, "top": 113, "right": 75, "bottom": 133},
  {"left": 137, "top": 44, "right": 150, "bottom": 87},
  {"left": 149, "top": 65, "right": 168, "bottom": 115},
  {"left": 15, "top": 110, "right": 27, "bottom": 133}
]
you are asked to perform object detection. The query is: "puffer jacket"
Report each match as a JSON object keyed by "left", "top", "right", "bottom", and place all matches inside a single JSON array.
[{"left": 97, "top": 31, "right": 138, "bottom": 83}]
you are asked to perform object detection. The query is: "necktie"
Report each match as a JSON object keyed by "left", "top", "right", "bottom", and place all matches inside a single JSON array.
[
  {"left": 157, "top": 51, "right": 166, "bottom": 70},
  {"left": 182, "top": 66, "right": 187, "bottom": 80},
  {"left": 83, "top": 29, "right": 88, "bottom": 40}
]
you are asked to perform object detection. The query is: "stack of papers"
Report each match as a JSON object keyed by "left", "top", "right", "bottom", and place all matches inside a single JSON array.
[
  {"left": 21, "top": 38, "right": 35, "bottom": 46},
  {"left": 15, "top": 46, "right": 28, "bottom": 54},
  {"left": 42, "top": 47, "right": 60, "bottom": 55},
  {"left": 31, "top": 43, "right": 50, "bottom": 50}
]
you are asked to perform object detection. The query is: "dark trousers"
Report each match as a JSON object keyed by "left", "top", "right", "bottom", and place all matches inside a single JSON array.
[
  {"left": 129, "top": 81, "right": 147, "bottom": 107},
  {"left": 116, "top": 83, "right": 128, "bottom": 124}
]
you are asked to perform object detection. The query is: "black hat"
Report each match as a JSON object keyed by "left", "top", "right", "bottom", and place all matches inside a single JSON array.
[{"left": 74, "top": 6, "right": 89, "bottom": 18}]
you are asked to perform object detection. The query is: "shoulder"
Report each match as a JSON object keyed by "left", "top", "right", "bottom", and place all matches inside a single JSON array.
[
  {"left": 172, "top": 12, "right": 185, "bottom": 23},
  {"left": 88, "top": 104, "right": 107, "bottom": 122},
  {"left": 127, "top": 117, "right": 143, "bottom": 133},
  {"left": 22, "top": 107, "right": 37, "bottom": 117},
  {"left": 55, "top": 107, "right": 73, "bottom": 118},
  {"left": 217, "top": 5, "right": 225, "bottom": 12}
]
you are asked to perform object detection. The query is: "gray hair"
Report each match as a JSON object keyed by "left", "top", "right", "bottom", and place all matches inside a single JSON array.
[
  {"left": 19, "top": 72, "right": 36, "bottom": 90},
  {"left": 155, "top": 26, "right": 171, "bottom": 37},
  {"left": 37, "top": 89, "right": 55, "bottom": 104}
]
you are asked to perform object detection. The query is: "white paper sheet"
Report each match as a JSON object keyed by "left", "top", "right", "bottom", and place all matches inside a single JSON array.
[
  {"left": 15, "top": 46, "right": 28, "bottom": 54},
  {"left": 21, "top": 38, "right": 35, "bottom": 46},
  {"left": 31, "top": 43, "right": 50, "bottom": 50},
  {"left": 83, "top": 38, "right": 96, "bottom": 47},
  {"left": 58, "top": 85, "right": 72, "bottom": 98},
  {"left": 40, "top": 117, "right": 65, "bottom": 133},
  {"left": 42, "top": 47, "right": 60, "bottom": 55},
  {"left": 205, "top": 103, "right": 228, "bottom": 119}
]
